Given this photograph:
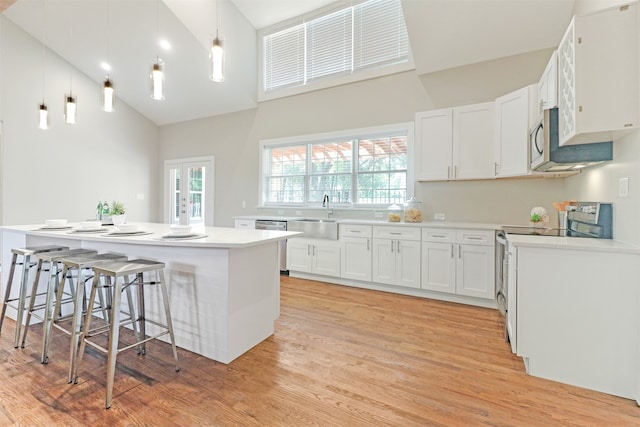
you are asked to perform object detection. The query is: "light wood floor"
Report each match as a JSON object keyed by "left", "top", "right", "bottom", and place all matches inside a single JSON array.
[{"left": 1, "top": 276, "right": 639, "bottom": 426}]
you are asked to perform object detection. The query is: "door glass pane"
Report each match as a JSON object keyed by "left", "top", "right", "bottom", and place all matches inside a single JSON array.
[
  {"left": 188, "top": 166, "right": 204, "bottom": 225},
  {"left": 170, "top": 168, "right": 180, "bottom": 225}
]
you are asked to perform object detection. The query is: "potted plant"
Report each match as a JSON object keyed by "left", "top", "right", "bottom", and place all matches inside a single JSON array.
[{"left": 109, "top": 201, "right": 126, "bottom": 225}]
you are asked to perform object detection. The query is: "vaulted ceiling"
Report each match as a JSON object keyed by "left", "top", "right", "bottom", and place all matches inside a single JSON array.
[{"left": 2, "top": 0, "right": 576, "bottom": 126}]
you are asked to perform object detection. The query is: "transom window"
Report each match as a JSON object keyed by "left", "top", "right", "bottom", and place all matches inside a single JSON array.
[
  {"left": 261, "top": 124, "right": 411, "bottom": 207},
  {"left": 261, "top": 0, "right": 410, "bottom": 97}
]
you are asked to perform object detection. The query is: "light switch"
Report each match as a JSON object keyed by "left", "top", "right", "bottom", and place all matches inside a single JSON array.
[{"left": 619, "top": 178, "right": 629, "bottom": 198}]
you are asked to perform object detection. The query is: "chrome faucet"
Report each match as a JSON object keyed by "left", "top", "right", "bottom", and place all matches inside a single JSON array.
[{"left": 322, "top": 194, "right": 333, "bottom": 218}]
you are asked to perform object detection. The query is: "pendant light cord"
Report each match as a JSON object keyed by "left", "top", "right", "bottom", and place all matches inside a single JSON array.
[
  {"left": 40, "top": 0, "right": 45, "bottom": 102},
  {"left": 69, "top": 4, "right": 73, "bottom": 94},
  {"left": 216, "top": 0, "right": 219, "bottom": 38}
]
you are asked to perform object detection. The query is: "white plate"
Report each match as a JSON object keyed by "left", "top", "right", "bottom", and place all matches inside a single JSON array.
[
  {"left": 41, "top": 225, "right": 73, "bottom": 230},
  {"left": 73, "top": 227, "right": 106, "bottom": 232},
  {"left": 106, "top": 230, "right": 149, "bottom": 236},
  {"left": 160, "top": 234, "right": 207, "bottom": 240},
  {"left": 167, "top": 230, "right": 195, "bottom": 237}
]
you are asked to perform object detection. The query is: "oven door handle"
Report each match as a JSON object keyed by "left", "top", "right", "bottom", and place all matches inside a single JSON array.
[{"left": 496, "top": 232, "right": 507, "bottom": 246}]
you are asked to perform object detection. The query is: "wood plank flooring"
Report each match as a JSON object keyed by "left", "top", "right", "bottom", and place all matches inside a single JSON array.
[{"left": 1, "top": 276, "right": 639, "bottom": 426}]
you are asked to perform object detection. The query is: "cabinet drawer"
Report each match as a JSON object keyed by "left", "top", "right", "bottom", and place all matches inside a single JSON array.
[
  {"left": 422, "top": 228, "right": 456, "bottom": 243},
  {"left": 456, "top": 229, "right": 495, "bottom": 246},
  {"left": 340, "top": 224, "right": 372, "bottom": 238},
  {"left": 373, "top": 226, "right": 421, "bottom": 241}
]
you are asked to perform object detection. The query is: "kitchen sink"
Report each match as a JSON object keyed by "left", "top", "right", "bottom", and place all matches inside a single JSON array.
[{"left": 287, "top": 219, "right": 338, "bottom": 240}]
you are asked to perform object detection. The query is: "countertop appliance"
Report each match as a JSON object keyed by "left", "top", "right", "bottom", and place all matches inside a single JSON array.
[
  {"left": 503, "top": 201, "right": 612, "bottom": 239},
  {"left": 255, "top": 219, "right": 288, "bottom": 273},
  {"left": 530, "top": 108, "right": 613, "bottom": 172}
]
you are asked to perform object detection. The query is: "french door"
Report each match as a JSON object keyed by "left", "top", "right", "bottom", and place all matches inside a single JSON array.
[{"left": 164, "top": 157, "right": 214, "bottom": 226}]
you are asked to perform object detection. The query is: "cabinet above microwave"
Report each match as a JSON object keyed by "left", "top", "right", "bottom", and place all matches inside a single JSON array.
[{"left": 557, "top": 4, "right": 639, "bottom": 146}]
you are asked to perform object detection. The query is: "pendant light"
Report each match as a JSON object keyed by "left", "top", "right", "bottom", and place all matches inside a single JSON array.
[
  {"left": 102, "top": 0, "right": 115, "bottom": 112},
  {"left": 38, "top": 0, "right": 48, "bottom": 130},
  {"left": 150, "top": 0, "right": 165, "bottom": 100},
  {"left": 209, "top": 0, "right": 225, "bottom": 82},
  {"left": 64, "top": 5, "right": 76, "bottom": 124}
]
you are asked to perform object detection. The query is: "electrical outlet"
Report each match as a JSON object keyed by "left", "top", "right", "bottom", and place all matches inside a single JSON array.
[
  {"left": 434, "top": 213, "right": 445, "bottom": 220},
  {"left": 374, "top": 211, "right": 383, "bottom": 218},
  {"left": 619, "top": 177, "right": 629, "bottom": 198}
]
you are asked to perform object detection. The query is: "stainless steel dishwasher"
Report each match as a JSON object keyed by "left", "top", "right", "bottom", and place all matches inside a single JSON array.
[{"left": 255, "top": 219, "right": 288, "bottom": 273}]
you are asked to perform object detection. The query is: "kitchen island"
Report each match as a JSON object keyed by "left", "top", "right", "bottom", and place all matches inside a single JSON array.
[{"left": 0, "top": 223, "right": 299, "bottom": 364}]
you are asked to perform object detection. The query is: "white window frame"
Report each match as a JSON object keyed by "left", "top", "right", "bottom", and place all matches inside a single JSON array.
[
  {"left": 259, "top": 122, "right": 414, "bottom": 209},
  {"left": 258, "top": 0, "right": 415, "bottom": 102}
]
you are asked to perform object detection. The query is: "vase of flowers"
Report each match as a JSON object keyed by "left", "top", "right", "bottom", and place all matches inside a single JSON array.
[{"left": 109, "top": 201, "right": 126, "bottom": 225}]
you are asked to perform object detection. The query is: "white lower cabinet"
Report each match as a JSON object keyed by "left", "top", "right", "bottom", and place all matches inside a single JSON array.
[
  {"left": 421, "top": 228, "right": 495, "bottom": 300},
  {"left": 371, "top": 226, "right": 421, "bottom": 288},
  {"left": 340, "top": 224, "right": 372, "bottom": 281},
  {"left": 287, "top": 238, "right": 341, "bottom": 277}
]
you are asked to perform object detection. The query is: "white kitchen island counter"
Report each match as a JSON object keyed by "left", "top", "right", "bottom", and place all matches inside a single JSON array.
[{"left": 0, "top": 223, "right": 300, "bottom": 364}]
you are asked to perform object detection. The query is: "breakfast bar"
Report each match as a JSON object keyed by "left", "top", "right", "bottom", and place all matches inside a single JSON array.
[{"left": 0, "top": 222, "right": 299, "bottom": 364}]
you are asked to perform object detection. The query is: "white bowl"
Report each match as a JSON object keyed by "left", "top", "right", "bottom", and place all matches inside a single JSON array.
[
  {"left": 169, "top": 225, "right": 192, "bottom": 235},
  {"left": 45, "top": 219, "right": 68, "bottom": 228},
  {"left": 79, "top": 220, "right": 102, "bottom": 229},
  {"left": 116, "top": 224, "right": 139, "bottom": 233}
]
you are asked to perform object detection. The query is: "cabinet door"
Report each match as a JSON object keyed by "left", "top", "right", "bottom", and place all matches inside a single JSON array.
[
  {"left": 452, "top": 102, "right": 495, "bottom": 180},
  {"left": 495, "top": 86, "right": 532, "bottom": 177},
  {"left": 456, "top": 244, "right": 495, "bottom": 299},
  {"left": 395, "top": 239, "right": 421, "bottom": 289},
  {"left": 286, "top": 239, "right": 312, "bottom": 273},
  {"left": 372, "top": 238, "right": 396, "bottom": 285},
  {"left": 421, "top": 242, "right": 456, "bottom": 293},
  {"left": 341, "top": 236, "right": 372, "bottom": 281},
  {"left": 538, "top": 51, "right": 557, "bottom": 113},
  {"left": 312, "top": 242, "right": 341, "bottom": 277},
  {"left": 415, "top": 109, "right": 453, "bottom": 181}
]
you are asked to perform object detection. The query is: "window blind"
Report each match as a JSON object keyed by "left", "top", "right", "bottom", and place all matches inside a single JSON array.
[{"left": 263, "top": 0, "right": 408, "bottom": 93}]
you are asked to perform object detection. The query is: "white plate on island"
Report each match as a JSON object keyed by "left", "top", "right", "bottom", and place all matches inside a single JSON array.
[
  {"left": 104, "top": 230, "right": 153, "bottom": 237},
  {"left": 159, "top": 233, "right": 207, "bottom": 240},
  {"left": 39, "top": 225, "right": 73, "bottom": 230}
]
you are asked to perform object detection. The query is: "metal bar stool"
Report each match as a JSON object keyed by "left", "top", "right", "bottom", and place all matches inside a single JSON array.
[
  {"left": 21, "top": 248, "right": 98, "bottom": 351},
  {"left": 75, "top": 258, "right": 179, "bottom": 409},
  {"left": 0, "top": 245, "right": 69, "bottom": 347},
  {"left": 48, "top": 252, "right": 132, "bottom": 383}
]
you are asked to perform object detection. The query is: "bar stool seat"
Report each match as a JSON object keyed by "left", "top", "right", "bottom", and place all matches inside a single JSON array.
[
  {"left": 75, "top": 258, "right": 179, "bottom": 409},
  {"left": 20, "top": 248, "right": 98, "bottom": 351},
  {"left": 0, "top": 245, "right": 69, "bottom": 348}
]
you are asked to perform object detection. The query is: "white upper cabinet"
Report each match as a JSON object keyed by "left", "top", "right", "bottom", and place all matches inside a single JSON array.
[
  {"left": 415, "top": 102, "right": 495, "bottom": 181},
  {"left": 537, "top": 50, "right": 558, "bottom": 114},
  {"left": 558, "top": 4, "right": 639, "bottom": 146},
  {"left": 494, "top": 85, "right": 537, "bottom": 177}
]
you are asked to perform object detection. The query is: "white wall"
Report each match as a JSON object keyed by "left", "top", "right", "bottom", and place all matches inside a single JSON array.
[{"left": 0, "top": 16, "right": 159, "bottom": 225}]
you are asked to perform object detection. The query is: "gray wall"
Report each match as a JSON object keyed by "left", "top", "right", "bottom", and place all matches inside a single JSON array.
[{"left": 0, "top": 16, "right": 158, "bottom": 225}]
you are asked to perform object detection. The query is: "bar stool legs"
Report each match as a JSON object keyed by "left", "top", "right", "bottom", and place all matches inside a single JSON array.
[
  {"left": 0, "top": 245, "right": 68, "bottom": 348},
  {"left": 75, "top": 259, "right": 179, "bottom": 409}
]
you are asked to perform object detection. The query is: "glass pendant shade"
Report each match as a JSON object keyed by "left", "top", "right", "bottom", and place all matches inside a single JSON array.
[
  {"left": 64, "top": 94, "right": 77, "bottom": 124},
  {"left": 209, "top": 36, "right": 225, "bottom": 82},
  {"left": 38, "top": 103, "right": 49, "bottom": 130},
  {"left": 150, "top": 60, "right": 165, "bottom": 100},
  {"left": 102, "top": 77, "right": 114, "bottom": 112}
]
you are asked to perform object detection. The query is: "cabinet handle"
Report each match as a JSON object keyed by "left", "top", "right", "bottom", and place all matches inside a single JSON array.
[
  {"left": 308, "top": 245, "right": 311, "bottom": 256},
  {"left": 494, "top": 162, "right": 499, "bottom": 175},
  {"left": 432, "top": 234, "right": 446, "bottom": 238},
  {"left": 453, "top": 165, "right": 457, "bottom": 178},
  {"left": 391, "top": 240, "right": 394, "bottom": 252},
  {"left": 367, "top": 238, "right": 370, "bottom": 251},
  {"left": 447, "top": 166, "right": 451, "bottom": 179},
  {"left": 458, "top": 245, "right": 461, "bottom": 259},
  {"left": 466, "top": 236, "right": 483, "bottom": 240},
  {"left": 351, "top": 230, "right": 361, "bottom": 233},
  {"left": 390, "top": 232, "right": 402, "bottom": 235},
  {"left": 451, "top": 244, "right": 454, "bottom": 258},
  {"left": 397, "top": 240, "right": 401, "bottom": 253}
]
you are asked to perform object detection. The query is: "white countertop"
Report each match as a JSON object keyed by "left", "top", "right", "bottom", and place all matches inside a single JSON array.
[
  {"left": 1, "top": 222, "right": 300, "bottom": 249},
  {"left": 506, "top": 233, "right": 640, "bottom": 254}
]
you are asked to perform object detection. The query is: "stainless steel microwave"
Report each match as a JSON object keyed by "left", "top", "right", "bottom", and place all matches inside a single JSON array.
[{"left": 530, "top": 108, "right": 613, "bottom": 172}]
